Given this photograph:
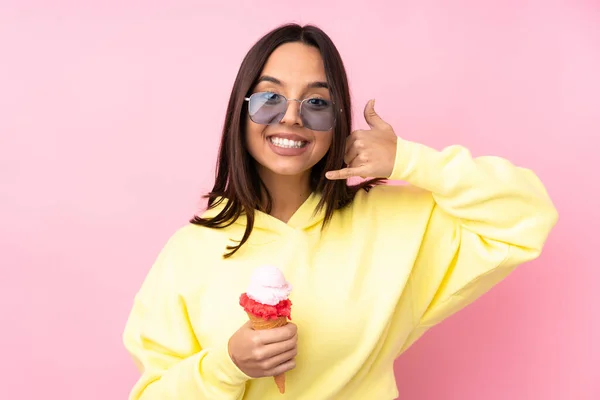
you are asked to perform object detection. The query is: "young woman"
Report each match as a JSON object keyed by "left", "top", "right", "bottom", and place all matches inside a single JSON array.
[{"left": 123, "top": 24, "right": 558, "bottom": 399}]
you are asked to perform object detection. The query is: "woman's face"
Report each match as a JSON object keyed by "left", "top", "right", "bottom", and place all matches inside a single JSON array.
[{"left": 245, "top": 42, "right": 334, "bottom": 179}]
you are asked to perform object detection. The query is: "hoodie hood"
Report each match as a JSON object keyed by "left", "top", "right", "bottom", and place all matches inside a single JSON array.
[{"left": 200, "top": 192, "right": 326, "bottom": 234}]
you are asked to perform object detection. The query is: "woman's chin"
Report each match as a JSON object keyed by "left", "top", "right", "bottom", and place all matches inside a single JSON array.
[
  {"left": 257, "top": 160, "right": 313, "bottom": 178},
  {"left": 267, "top": 165, "right": 311, "bottom": 177}
]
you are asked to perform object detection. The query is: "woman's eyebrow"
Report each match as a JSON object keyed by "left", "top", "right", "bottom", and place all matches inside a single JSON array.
[
  {"left": 257, "top": 75, "right": 282, "bottom": 85},
  {"left": 308, "top": 81, "right": 329, "bottom": 89},
  {"left": 256, "top": 75, "right": 329, "bottom": 89}
]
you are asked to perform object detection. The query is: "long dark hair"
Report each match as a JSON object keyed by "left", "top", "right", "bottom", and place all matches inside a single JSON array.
[{"left": 191, "top": 23, "right": 382, "bottom": 258}]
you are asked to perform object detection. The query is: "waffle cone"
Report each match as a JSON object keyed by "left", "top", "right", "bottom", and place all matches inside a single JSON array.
[{"left": 247, "top": 313, "right": 288, "bottom": 394}]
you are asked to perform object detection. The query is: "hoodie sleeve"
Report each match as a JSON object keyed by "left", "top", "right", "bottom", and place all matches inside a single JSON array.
[
  {"left": 123, "top": 234, "right": 250, "bottom": 400},
  {"left": 387, "top": 139, "right": 558, "bottom": 351}
]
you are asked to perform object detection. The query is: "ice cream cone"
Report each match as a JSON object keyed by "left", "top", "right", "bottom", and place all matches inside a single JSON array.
[
  {"left": 247, "top": 313, "right": 288, "bottom": 330},
  {"left": 240, "top": 266, "right": 293, "bottom": 395},
  {"left": 247, "top": 313, "right": 288, "bottom": 393},
  {"left": 273, "top": 373, "right": 286, "bottom": 395}
]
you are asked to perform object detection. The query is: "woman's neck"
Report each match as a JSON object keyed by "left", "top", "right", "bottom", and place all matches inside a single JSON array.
[{"left": 258, "top": 168, "right": 312, "bottom": 223}]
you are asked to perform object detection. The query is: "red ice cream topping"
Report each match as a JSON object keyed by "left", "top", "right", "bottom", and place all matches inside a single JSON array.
[{"left": 239, "top": 293, "right": 292, "bottom": 320}]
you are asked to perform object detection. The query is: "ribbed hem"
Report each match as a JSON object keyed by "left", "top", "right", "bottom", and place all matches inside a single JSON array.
[{"left": 201, "top": 342, "right": 251, "bottom": 387}]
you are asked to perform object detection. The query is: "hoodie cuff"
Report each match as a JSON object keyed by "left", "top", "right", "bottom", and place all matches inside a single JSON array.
[
  {"left": 388, "top": 138, "right": 416, "bottom": 181},
  {"left": 200, "top": 342, "right": 251, "bottom": 388}
]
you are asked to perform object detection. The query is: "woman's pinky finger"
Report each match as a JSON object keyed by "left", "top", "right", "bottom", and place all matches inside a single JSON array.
[{"left": 268, "top": 358, "right": 297, "bottom": 377}]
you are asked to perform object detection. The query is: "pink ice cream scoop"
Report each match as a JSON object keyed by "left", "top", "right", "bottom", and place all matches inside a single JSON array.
[{"left": 246, "top": 265, "right": 292, "bottom": 306}]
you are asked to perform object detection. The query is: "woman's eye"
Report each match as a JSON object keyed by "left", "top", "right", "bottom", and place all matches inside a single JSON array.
[
  {"left": 260, "top": 92, "right": 282, "bottom": 103},
  {"left": 306, "top": 98, "right": 330, "bottom": 108}
]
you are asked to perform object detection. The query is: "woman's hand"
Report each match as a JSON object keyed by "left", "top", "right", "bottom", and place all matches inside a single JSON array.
[
  {"left": 326, "top": 100, "right": 398, "bottom": 180},
  {"left": 228, "top": 321, "right": 298, "bottom": 378}
]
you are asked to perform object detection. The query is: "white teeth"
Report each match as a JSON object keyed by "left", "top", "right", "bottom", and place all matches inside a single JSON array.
[{"left": 269, "top": 137, "right": 307, "bottom": 149}]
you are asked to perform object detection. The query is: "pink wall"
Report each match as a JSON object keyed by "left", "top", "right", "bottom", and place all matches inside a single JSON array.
[{"left": 1, "top": 1, "right": 598, "bottom": 399}]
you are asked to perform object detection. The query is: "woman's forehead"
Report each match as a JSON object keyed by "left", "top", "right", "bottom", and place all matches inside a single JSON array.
[{"left": 260, "top": 43, "right": 327, "bottom": 88}]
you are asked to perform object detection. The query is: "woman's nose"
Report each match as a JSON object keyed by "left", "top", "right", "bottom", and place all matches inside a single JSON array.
[{"left": 279, "top": 99, "right": 304, "bottom": 127}]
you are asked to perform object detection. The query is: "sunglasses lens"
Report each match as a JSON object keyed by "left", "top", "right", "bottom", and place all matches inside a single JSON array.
[
  {"left": 247, "top": 92, "right": 336, "bottom": 131},
  {"left": 248, "top": 92, "right": 287, "bottom": 125},
  {"left": 301, "top": 98, "right": 335, "bottom": 131}
]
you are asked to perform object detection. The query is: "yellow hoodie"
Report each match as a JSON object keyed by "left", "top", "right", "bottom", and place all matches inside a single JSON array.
[{"left": 123, "top": 138, "right": 558, "bottom": 400}]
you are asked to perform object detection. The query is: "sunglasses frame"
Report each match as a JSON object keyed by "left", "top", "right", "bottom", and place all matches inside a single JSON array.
[{"left": 244, "top": 91, "right": 340, "bottom": 132}]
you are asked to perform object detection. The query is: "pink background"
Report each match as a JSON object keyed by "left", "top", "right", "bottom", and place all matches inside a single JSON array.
[{"left": 1, "top": 1, "right": 598, "bottom": 399}]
